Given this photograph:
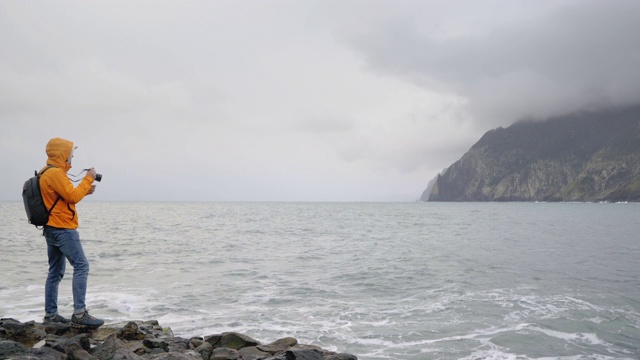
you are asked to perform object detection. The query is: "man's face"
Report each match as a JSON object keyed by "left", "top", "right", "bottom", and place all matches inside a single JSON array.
[{"left": 67, "top": 146, "right": 77, "bottom": 165}]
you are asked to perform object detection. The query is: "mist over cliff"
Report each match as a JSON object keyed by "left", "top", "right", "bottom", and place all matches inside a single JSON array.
[{"left": 423, "top": 104, "right": 640, "bottom": 202}]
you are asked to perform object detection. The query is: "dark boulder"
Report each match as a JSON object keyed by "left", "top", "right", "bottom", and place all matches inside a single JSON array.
[
  {"left": 325, "top": 354, "right": 358, "bottom": 360},
  {"left": 49, "top": 333, "right": 91, "bottom": 354},
  {"left": 238, "top": 346, "right": 270, "bottom": 360},
  {"left": 211, "top": 347, "right": 240, "bottom": 360},
  {"left": 91, "top": 334, "right": 142, "bottom": 360},
  {"left": 0, "top": 339, "right": 29, "bottom": 358},
  {"left": 257, "top": 337, "right": 297, "bottom": 354},
  {"left": 216, "top": 332, "right": 261, "bottom": 350}
]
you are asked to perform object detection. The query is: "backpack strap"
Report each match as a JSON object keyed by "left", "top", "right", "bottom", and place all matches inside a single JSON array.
[{"left": 38, "top": 166, "right": 61, "bottom": 221}]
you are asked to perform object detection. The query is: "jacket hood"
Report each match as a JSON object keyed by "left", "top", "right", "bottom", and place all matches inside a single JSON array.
[{"left": 46, "top": 137, "right": 75, "bottom": 171}]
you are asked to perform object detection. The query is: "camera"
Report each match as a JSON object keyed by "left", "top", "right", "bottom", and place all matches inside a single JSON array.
[
  {"left": 82, "top": 169, "right": 102, "bottom": 182},
  {"left": 68, "top": 169, "right": 103, "bottom": 183}
]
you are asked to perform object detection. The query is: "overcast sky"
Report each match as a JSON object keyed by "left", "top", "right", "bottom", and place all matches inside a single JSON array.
[{"left": 2, "top": 0, "right": 639, "bottom": 202}]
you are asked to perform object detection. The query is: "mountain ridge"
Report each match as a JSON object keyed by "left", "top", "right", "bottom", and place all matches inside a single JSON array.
[{"left": 423, "top": 104, "right": 640, "bottom": 202}]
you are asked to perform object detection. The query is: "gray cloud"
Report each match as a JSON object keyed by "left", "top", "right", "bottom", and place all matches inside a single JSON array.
[
  {"left": 2, "top": 1, "right": 637, "bottom": 202},
  {"left": 331, "top": 0, "right": 640, "bottom": 125}
]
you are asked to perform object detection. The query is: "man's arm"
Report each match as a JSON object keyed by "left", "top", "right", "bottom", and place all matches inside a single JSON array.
[{"left": 48, "top": 168, "right": 95, "bottom": 204}]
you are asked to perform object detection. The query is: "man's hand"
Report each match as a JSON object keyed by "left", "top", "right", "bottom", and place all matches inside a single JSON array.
[
  {"left": 87, "top": 168, "right": 97, "bottom": 195},
  {"left": 87, "top": 167, "right": 97, "bottom": 180}
]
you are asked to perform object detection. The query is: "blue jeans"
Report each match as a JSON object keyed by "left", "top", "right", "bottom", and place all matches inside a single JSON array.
[{"left": 44, "top": 227, "right": 89, "bottom": 317}]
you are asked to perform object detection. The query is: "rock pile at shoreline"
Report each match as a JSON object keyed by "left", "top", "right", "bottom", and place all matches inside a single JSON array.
[{"left": 0, "top": 318, "right": 357, "bottom": 360}]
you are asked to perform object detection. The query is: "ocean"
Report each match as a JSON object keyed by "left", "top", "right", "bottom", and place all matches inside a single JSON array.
[{"left": 1, "top": 201, "right": 639, "bottom": 359}]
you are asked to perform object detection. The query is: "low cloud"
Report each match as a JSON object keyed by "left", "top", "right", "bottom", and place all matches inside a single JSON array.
[{"left": 332, "top": 0, "right": 640, "bottom": 125}]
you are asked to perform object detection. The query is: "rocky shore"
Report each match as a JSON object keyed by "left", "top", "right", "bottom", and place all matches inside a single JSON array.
[{"left": 0, "top": 318, "right": 357, "bottom": 360}]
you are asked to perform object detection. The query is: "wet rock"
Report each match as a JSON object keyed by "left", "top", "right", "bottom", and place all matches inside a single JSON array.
[
  {"left": 324, "top": 354, "right": 358, "bottom": 360},
  {"left": 217, "top": 332, "right": 261, "bottom": 350},
  {"left": 289, "top": 344, "right": 332, "bottom": 357},
  {"left": 92, "top": 326, "right": 118, "bottom": 341},
  {"left": 50, "top": 333, "right": 91, "bottom": 354},
  {"left": 43, "top": 322, "right": 72, "bottom": 336},
  {"left": 147, "top": 352, "right": 203, "bottom": 359},
  {"left": 188, "top": 337, "right": 205, "bottom": 349},
  {"left": 257, "top": 337, "right": 297, "bottom": 354},
  {"left": 139, "top": 320, "right": 174, "bottom": 338},
  {"left": 67, "top": 346, "right": 94, "bottom": 360},
  {"left": 167, "top": 337, "right": 190, "bottom": 352},
  {"left": 119, "top": 321, "right": 146, "bottom": 341},
  {"left": 0, "top": 318, "right": 46, "bottom": 346},
  {"left": 91, "top": 334, "right": 141, "bottom": 360},
  {"left": 212, "top": 347, "right": 240, "bottom": 360},
  {"left": 30, "top": 346, "right": 68, "bottom": 359},
  {"left": 205, "top": 334, "right": 223, "bottom": 347},
  {"left": 126, "top": 340, "right": 146, "bottom": 355},
  {"left": 237, "top": 346, "right": 270, "bottom": 360},
  {"left": 0, "top": 318, "right": 26, "bottom": 332},
  {"left": 149, "top": 347, "right": 168, "bottom": 355},
  {"left": 194, "top": 341, "right": 213, "bottom": 359},
  {"left": 283, "top": 349, "right": 323, "bottom": 360},
  {"left": 144, "top": 337, "right": 170, "bottom": 352},
  {"left": 0, "top": 318, "right": 356, "bottom": 360},
  {"left": 0, "top": 339, "right": 29, "bottom": 357}
]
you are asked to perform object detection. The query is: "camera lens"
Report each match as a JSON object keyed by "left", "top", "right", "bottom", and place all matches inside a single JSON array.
[{"left": 95, "top": 173, "right": 102, "bottom": 182}]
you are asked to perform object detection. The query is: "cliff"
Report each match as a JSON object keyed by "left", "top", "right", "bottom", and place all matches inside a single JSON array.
[{"left": 424, "top": 104, "right": 640, "bottom": 202}]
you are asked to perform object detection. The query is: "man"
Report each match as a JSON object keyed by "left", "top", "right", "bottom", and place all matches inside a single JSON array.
[{"left": 39, "top": 137, "right": 104, "bottom": 329}]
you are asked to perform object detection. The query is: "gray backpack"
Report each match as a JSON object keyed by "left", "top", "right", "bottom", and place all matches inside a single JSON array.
[{"left": 22, "top": 166, "right": 60, "bottom": 227}]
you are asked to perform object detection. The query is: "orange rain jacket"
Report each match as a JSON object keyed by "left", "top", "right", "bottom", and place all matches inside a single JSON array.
[{"left": 39, "top": 138, "right": 94, "bottom": 229}]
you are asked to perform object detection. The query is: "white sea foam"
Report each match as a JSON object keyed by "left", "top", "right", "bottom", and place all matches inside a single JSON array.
[
  {"left": 526, "top": 325, "right": 608, "bottom": 346},
  {"left": 459, "top": 349, "right": 522, "bottom": 360},
  {"left": 585, "top": 316, "right": 607, "bottom": 324}
]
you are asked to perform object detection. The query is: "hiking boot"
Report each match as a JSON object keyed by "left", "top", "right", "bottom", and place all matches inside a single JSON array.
[
  {"left": 71, "top": 311, "right": 104, "bottom": 329},
  {"left": 43, "top": 314, "right": 70, "bottom": 325}
]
